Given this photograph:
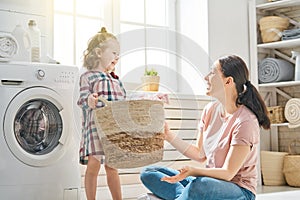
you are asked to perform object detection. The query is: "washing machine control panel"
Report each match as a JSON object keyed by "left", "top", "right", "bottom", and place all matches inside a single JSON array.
[
  {"left": 55, "top": 71, "right": 76, "bottom": 83},
  {"left": 35, "top": 69, "right": 76, "bottom": 84},
  {"left": 36, "top": 69, "right": 45, "bottom": 80}
]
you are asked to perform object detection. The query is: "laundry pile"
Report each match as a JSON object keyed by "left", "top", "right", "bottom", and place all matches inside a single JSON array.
[
  {"left": 0, "top": 32, "right": 18, "bottom": 61},
  {"left": 282, "top": 28, "right": 300, "bottom": 41}
]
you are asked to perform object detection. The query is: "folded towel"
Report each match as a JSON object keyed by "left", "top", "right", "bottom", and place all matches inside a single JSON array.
[
  {"left": 285, "top": 98, "right": 300, "bottom": 128},
  {"left": 258, "top": 58, "right": 294, "bottom": 83},
  {"left": 0, "top": 33, "right": 18, "bottom": 59},
  {"left": 282, "top": 28, "right": 300, "bottom": 37},
  {"left": 282, "top": 33, "right": 300, "bottom": 40},
  {"left": 127, "top": 92, "right": 169, "bottom": 104},
  {"left": 282, "top": 28, "right": 300, "bottom": 41}
]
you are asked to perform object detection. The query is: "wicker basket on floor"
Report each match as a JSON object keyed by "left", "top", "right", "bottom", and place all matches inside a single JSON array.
[
  {"left": 283, "top": 140, "right": 300, "bottom": 187},
  {"left": 94, "top": 96, "right": 165, "bottom": 169},
  {"left": 261, "top": 151, "right": 289, "bottom": 186}
]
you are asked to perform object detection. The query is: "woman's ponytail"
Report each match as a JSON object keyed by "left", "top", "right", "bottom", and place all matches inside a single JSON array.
[{"left": 219, "top": 55, "right": 270, "bottom": 130}]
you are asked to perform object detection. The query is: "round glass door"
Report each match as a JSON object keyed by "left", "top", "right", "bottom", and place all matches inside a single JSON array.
[
  {"left": 14, "top": 99, "right": 62, "bottom": 155},
  {"left": 4, "top": 87, "right": 70, "bottom": 167}
]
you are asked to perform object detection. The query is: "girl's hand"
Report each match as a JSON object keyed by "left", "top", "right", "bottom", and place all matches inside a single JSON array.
[
  {"left": 88, "top": 93, "right": 98, "bottom": 108},
  {"left": 161, "top": 166, "right": 192, "bottom": 183}
]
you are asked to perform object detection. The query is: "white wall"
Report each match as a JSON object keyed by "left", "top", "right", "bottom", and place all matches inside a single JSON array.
[
  {"left": 176, "top": 0, "right": 252, "bottom": 95},
  {"left": 177, "top": 0, "right": 209, "bottom": 95},
  {"left": 207, "top": 0, "right": 250, "bottom": 65},
  {"left": 0, "top": 0, "right": 53, "bottom": 62}
]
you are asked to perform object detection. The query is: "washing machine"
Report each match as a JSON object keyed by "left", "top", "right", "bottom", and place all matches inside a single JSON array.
[{"left": 0, "top": 62, "right": 81, "bottom": 200}]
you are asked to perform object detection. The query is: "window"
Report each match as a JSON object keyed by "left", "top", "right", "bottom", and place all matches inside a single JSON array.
[
  {"left": 53, "top": 0, "right": 107, "bottom": 66},
  {"left": 53, "top": 0, "right": 176, "bottom": 91},
  {"left": 118, "top": 0, "right": 177, "bottom": 91}
]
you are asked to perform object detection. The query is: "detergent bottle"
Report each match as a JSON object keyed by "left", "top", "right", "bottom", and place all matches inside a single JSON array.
[
  {"left": 12, "top": 24, "right": 31, "bottom": 62},
  {"left": 28, "top": 20, "right": 41, "bottom": 62},
  {"left": 292, "top": 51, "right": 300, "bottom": 81}
]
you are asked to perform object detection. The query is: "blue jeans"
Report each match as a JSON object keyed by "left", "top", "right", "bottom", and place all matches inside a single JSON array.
[{"left": 140, "top": 166, "right": 256, "bottom": 200}]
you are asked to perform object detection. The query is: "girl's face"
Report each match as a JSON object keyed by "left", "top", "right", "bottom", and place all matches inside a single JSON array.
[
  {"left": 204, "top": 61, "right": 226, "bottom": 98},
  {"left": 99, "top": 39, "right": 120, "bottom": 72}
]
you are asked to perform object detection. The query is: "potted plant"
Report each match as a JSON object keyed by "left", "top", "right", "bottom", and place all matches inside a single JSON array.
[{"left": 141, "top": 68, "right": 160, "bottom": 91}]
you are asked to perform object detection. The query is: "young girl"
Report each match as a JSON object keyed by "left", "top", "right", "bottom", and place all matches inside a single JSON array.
[
  {"left": 77, "top": 27, "right": 125, "bottom": 200},
  {"left": 140, "top": 55, "right": 270, "bottom": 200}
]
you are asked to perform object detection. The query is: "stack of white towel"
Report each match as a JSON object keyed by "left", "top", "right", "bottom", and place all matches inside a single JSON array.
[{"left": 0, "top": 32, "right": 18, "bottom": 61}]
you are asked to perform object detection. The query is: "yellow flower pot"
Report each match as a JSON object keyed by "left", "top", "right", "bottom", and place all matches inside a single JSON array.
[{"left": 141, "top": 75, "right": 160, "bottom": 91}]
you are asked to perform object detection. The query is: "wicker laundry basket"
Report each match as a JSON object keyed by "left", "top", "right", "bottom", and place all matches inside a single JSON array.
[
  {"left": 259, "top": 16, "right": 289, "bottom": 43},
  {"left": 261, "top": 151, "right": 289, "bottom": 185},
  {"left": 283, "top": 140, "right": 300, "bottom": 187},
  {"left": 94, "top": 96, "right": 165, "bottom": 169},
  {"left": 267, "top": 106, "right": 286, "bottom": 124}
]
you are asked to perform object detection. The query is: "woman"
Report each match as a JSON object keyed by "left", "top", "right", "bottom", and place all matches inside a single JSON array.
[{"left": 140, "top": 55, "right": 270, "bottom": 200}]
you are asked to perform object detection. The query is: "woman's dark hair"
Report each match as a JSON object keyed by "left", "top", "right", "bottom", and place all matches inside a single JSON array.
[{"left": 219, "top": 55, "right": 270, "bottom": 129}]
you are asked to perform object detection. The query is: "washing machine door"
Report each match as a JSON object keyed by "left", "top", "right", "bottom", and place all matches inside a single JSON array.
[{"left": 4, "top": 87, "right": 70, "bottom": 167}]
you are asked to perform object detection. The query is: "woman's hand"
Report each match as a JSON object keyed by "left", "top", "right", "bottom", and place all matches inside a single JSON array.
[
  {"left": 161, "top": 166, "right": 193, "bottom": 183},
  {"left": 88, "top": 93, "right": 98, "bottom": 108},
  {"left": 164, "top": 122, "right": 173, "bottom": 142}
]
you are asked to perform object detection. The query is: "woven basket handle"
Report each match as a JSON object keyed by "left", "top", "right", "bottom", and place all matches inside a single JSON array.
[
  {"left": 98, "top": 96, "right": 111, "bottom": 106},
  {"left": 288, "top": 139, "right": 300, "bottom": 155}
]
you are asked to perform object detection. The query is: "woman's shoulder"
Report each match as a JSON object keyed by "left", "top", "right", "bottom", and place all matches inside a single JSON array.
[{"left": 238, "top": 105, "right": 259, "bottom": 125}]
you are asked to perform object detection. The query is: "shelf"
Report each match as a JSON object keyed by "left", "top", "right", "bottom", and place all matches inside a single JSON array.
[
  {"left": 259, "top": 80, "right": 300, "bottom": 88},
  {"left": 257, "top": 38, "right": 300, "bottom": 49},
  {"left": 257, "top": 0, "right": 300, "bottom": 11},
  {"left": 271, "top": 122, "right": 289, "bottom": 127}
]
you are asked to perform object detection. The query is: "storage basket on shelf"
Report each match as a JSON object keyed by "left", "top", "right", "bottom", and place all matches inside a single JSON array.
[
  {"left": 261, "top": 151, "right": 289, "bottom": 186},
  {"left": 259, "top": 16, "right": 289, "bottom": 43},
  {"left": 94, "top": 96, "right": 165, "bottom": 169},
  {"left": 283, "top": 140, "right": 300, "bottom": 187},
  {"left": 267, "top": 106, "right": 286, "bottom": 124}
]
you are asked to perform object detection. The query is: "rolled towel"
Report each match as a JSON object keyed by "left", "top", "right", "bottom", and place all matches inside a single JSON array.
[
  {"left": 258, "top": 58, "right": 294, "bottom": 83},
  {"left": 285, "top": 98, "right": 300, "bottom": 128},
  {"left": 0, "top": 33, "right": 18, "bottom": 59}
]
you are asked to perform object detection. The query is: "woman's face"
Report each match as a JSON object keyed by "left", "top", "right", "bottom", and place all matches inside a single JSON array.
[
  {"left": 204, "top": 61, "right": 226, "bottom": 98},
  {"left": 99, "top": 39, "right": 120, "bottom": 72}
]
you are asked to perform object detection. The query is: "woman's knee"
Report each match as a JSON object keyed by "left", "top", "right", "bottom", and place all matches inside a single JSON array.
[
  {"left": 190, "top": 177, "right": 210, "bottom": 193},
  {"left": 140, "top": 166, "right": 166, "bottom": 184},
  {"left": 140, "top": 166, "right": 155, "bottom": 182}
]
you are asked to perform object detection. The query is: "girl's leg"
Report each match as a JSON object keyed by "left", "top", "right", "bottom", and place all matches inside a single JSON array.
[
  {"left": 140, "top": 166, "right": 194, "bottom": 200},
  {"left": 85, "top": 155, "right": 101, "bottom": 200},
  {"left": 176, "top": 176, "right": 255, "bottom": 200},
  {"left": 105, "top": 164, "right": 122, "bottom": 200}
]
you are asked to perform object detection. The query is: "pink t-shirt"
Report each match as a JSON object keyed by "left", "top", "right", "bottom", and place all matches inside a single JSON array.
[{"left": 199, "top": 101, "right": 260, "bottom": 195}]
